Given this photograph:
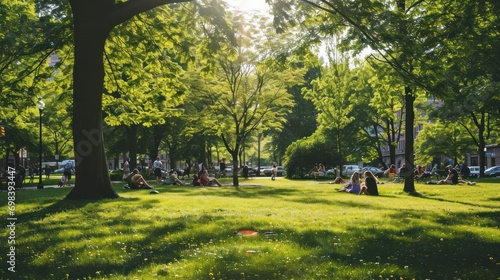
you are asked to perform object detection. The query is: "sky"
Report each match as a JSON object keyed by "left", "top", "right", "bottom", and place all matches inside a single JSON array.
[{"left": 225, "top": 0, "right": 270, "bottom": 13}]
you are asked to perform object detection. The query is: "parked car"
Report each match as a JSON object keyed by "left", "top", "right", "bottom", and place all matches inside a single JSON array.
[
  {"left": 53, "top": 166, "right": 75, "bottom": 175},
  {"left": 467, "top": 166, "right": 486, "bottom": 178},
  {"left": 325, "top": 168, "right": 338, "bottom": 177},
  {"left": 60, "top": 159, "right": 76, "bottom": 168},
  {"left": 238, "top": 166, "right": 258, "bottom": 177},
  {"left": 261, "top": 166, "right": 286, "bottom": 177},
  {"left": 342, "top": 165, "right": 361, "bottom": 177},
  {"left": 360, "top": 166, "right": 385, "bottom": 177},
  {"left": 484, "top": 166, "right": 500, "bottom": 177}
]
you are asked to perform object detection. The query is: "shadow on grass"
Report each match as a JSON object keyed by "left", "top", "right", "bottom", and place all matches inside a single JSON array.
[
  {"left": 420, "top": 195, "right": 500, "bottom": 209},
  {"left": 488, "top": 196, "right": 500, "bottom": 202},
  {"left": 186, "top": 220, "right": 499, "bottom": 280},
  {"left": 15, "top": 199, "right": 209, "bottom": 279},
  {"left": 9, "top": 183, "right": 500, "bottom": 279},
  {"left": 193, "top": 186, "right": 300, "bottom": 199},
  {"left": 297, "top": 227, "right": 498, "bottom": 279}
]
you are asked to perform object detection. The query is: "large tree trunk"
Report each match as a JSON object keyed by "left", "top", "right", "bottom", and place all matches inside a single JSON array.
[
  {"left": 403, "top": 86, "right": 417, "bottom": 194},
  {"left": 396, "top": 0, "right": 417, "bottom": 195},
  {"left": 65, "top": 0, "right": 190, "bottom": 199},
  {"left": 66, "top": 1, "right": 118, "bottom": 199}
]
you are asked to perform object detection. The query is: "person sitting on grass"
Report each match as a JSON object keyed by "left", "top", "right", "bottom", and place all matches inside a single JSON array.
[
  {"left": 437, "top": 165, "right": 476, "bottom": 185},
  {"left": 169, "top": 170, "right": 185, "bottom": 185},
  {"left": 338, "top": 172, "right": 369, "bottom": 194},
  {"left": 384, "top": 164, "right": 397, "bottom": 180},
  {"left": 125, "top": 169, "right": 155, "bottom": 189},
  {"left": 199, "top": 169, "right": 223, "bottom": 187},
  {"left": 362, "top": 170, "right": 379, "bottom": 195},
  {"left": 414, "top": 165, "right": 431, "bottom": 181},
  {"left": 431, "top": 164, "right": 439, "bottom": 180}
]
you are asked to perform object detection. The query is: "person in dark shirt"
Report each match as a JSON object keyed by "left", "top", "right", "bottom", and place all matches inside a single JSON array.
[
  {"left": 438, "top": 165, "right": 476, "bottom": 185},
  {"left": 363, "top": 170, "right": 379, "bottom": 195}
]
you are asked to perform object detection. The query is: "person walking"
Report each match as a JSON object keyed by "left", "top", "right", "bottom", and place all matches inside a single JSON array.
[
  {"left": 271, "top": 162, "right": 277, "bottom": 181},
  {"left": 153, "top": 157, "right": 163, "bottom": 183},
  {"left": 63, "top": 161, "right": 74, "bottom": 187},
  {"left": 44, "top": 164, "right": 52, "bottom": 180},
  {"left": 183, "top": 162, "right": 190, "bottom": 179}
]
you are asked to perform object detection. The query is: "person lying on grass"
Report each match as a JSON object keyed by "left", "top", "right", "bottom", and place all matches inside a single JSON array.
[
  {"left": 199, "top": 169, "right": 223, "bottom": 187},
  {"left": 329, "top": 176, "right": 346, "bottom": 184},
  {"left": 125, "top": 169, "right": 155, "bottom": 189},
  {"left": 338, "top": 172, "right": 369, "bottom": 195}
]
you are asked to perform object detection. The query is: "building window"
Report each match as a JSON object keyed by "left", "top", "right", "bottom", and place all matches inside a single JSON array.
[{"left": 470, "top": 156, "right": 478, "bottom": 166}]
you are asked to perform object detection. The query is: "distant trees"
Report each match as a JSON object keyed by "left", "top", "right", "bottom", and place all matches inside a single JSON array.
[
  {"left": 184, "top": 12, "right": 305, "bottom": 186},
  {"left": 424, "top": 0, "right": 500, "bottom": 176},
  {"left": 269, "top": 0, "right": 498, "bottom": 193},
  {"left": 0, "top": 0, "right": 71, "bottom": 169},
  {"left": 302, "top": 48, "right": 359, "bottom": 176},
  {"left": 102, "top": 5, "right": 193, "bottom": 170},
  {"left": 414, "top": 121, "right": 477, "bottom": 166}
]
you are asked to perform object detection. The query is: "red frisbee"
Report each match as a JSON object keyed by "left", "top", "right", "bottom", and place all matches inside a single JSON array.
[{"left": 234, "top": 230, "right": 259, "bottom": 236}]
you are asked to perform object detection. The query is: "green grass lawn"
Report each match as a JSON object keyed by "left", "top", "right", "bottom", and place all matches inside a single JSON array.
[{"left": 1, "top": 177, "right": 499, "bottom": 279}]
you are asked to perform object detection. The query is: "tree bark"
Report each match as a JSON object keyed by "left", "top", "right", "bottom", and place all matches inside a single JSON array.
[
  {"left": 387, "top": 119, "right": 396, "bottom": 165},
  {"left": 125, "top": 125, "right": 139, "bottom": 171},
  {"left": 403, "top": 86, "right": 417, "bottom": 193},
  {"left": 231, "top": 152, "right": 239, "bottom": 187},
  {"left": 66, "top": 1, "right": 118, "bottom": 199}
]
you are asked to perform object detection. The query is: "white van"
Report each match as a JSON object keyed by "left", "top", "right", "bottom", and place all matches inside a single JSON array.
[
  {"left": 468, "top": 166, "right": 485, "bottom": 178},
  {"left": 61, "top": 159, "right": 75, "bottom": 167}
]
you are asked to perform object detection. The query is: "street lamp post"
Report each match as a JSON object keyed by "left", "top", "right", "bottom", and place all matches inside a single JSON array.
[
  {"left": 37, "top": 98, "right": 45, "bottom": 189},
  {"left": 257, "top": 132, "right": 261, "bottom": 176}
]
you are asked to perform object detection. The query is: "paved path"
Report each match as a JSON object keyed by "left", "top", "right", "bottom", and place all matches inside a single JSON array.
[{"left": 19, "top": 185, "right": 70, "bottom": 190}]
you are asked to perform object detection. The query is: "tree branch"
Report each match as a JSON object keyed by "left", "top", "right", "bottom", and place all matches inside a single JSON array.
[{"left": 110, "top": 0, "right": 193, "bottom": 27}]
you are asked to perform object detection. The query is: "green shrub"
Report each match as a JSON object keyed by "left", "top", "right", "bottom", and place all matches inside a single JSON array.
[
  {"left": 109, "top": 170, "right": 123, "bottom": 181},
  {"left": 283, "top": 136, "right": 339, "bottom": 178}
]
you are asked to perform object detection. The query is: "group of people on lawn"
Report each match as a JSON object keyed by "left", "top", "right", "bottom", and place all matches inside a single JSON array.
[
  {"left": 124, "top": 157, "right": 222, "bottom": 189},
  {"left": 330, "top": 163, "right": 476, "bottom": 196},
  {"left": 384, "top": 163, "right": 429, "bottom": 180},
  {"left": 329, "top": 170, "right": 379, "bottom": 196},
  {"left": 385, "top": 163, "right": 475, "bottom": 185},
  {"left": 124, "top": 156, "right": 477, "bottom": 191},
  {"left": 124, "top": 168, "right": 223, "bottom": 189}
]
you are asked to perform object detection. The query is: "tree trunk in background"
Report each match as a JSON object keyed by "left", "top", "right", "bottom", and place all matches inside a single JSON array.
[
  {"left": 231, "top": 152, "right": 239, "bottom": 187},
  {"left": 403, "top": 86, "right": 416, "bottom": 193},
  {"left": 388, "top": 119, "right": 396, "bottom": 165},
  {"left": 125, "top": 125, "right": 138, "bottom": 171}
]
